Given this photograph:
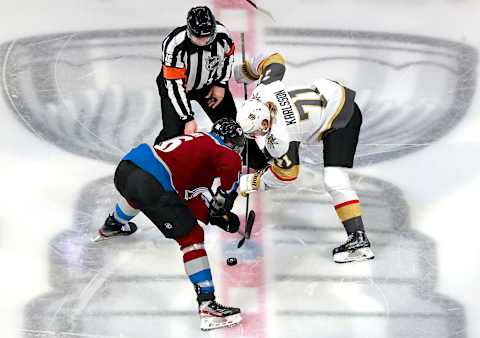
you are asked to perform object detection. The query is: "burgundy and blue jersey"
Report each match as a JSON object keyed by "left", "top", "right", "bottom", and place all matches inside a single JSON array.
[{"left": 122, "top": 132, "right": 241, "bottom": 222}]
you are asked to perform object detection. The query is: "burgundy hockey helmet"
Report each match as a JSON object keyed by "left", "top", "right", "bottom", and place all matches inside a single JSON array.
[
  {"left": 186, "top": 6, "right": 217, "bottom": 44},
  {"left": 211, "top": 118, "right": 246, "bottom": 154}
]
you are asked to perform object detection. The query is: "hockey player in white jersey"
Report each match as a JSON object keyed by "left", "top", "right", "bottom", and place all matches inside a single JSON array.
[{"left": 234, "top": 52, "right": 374, "bottom": 263}]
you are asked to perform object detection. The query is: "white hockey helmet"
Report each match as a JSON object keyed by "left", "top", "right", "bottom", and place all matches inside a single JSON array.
[{"left": 237, "top": 98, "right": 271, "bottom": 138}]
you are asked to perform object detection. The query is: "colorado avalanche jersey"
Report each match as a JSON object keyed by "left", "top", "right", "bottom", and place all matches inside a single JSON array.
[{"left": 122, "top": 132, "right": 241, "bottom": 221}]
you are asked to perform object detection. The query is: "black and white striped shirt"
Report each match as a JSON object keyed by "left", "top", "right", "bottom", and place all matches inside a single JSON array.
[{"left": 161, "top": 23, "right": 235, "bottom": 121}]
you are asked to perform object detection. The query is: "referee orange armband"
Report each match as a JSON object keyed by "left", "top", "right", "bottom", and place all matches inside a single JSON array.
[{"left": 162, "top": 65, "right": 187, "bottom": 80}]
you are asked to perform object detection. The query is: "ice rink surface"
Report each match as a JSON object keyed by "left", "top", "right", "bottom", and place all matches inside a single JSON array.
[{"left": 1, "top": 1, "right": 480, "bottom": 337}]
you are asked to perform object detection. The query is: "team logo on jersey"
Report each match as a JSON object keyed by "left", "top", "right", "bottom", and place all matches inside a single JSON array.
[
  {"left": 248, "top": 113, "right": 256, "bottom": 120},
  {"left": 206, "top": 56, "right": 220, "bottom": 70},
  {"left": 266, "top": 134, "right": 279, "bottom": 147}
]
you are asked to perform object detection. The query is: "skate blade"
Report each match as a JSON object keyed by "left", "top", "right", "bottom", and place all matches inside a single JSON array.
[
  {"left": 91, "top": 232, "right": 110, "bottom": 243},
  {"left": 91, "top": 230, "right": 121, "bottom": 243},
  {"left": 200, "top": 314, "right": 242, "bottom": 331},
  {"left": 333, "top": 247, "right": 375, "bottom": 264},
  {"left": 91, "top": 223, "right": 138, "bottom": 243},
  {"left": 90, "top": 233, "right": 133, "bottom": 243}
]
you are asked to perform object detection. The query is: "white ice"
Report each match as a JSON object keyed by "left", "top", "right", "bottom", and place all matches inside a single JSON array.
[{"left": 1, "top": 1, "right": 480, "bottom": 338}]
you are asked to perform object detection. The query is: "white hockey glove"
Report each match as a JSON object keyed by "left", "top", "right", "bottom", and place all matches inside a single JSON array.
[
  {"left": 233, "top": 62, "right": 258, "bottom": 84},
  {"left": 239, "top": 172, "right": 266, "bottom": 196}
]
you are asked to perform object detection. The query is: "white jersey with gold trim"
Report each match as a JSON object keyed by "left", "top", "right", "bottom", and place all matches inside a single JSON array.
[
  {"left": 252, "top": 78, "right": 348, "bottom": 158},
  {"left": 236, "top": 51, "right": 357, "bottom": 191}
]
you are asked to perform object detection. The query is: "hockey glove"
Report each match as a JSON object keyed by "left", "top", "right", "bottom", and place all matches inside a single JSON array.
[
  {"left": 209, "top": 187, "right": 238, "bottom": 215},
  {"left": 239, "top": 172, "right": 266, "bottom": 196},
  {"left": 233, "top": 62, "right": 259, "bottom": 84},
  {"left": 209, "top": 211, "right": 240, "bottom": 233}
]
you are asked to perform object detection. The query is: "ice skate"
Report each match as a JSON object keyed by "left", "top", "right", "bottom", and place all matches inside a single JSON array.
[
  {"left": 199, "top": 300, "right": 242, "bottom": 331},
  {"left": 333, "top": 230, "right": 374, "bottom": 263},
  {"left": 92, "top": 214, "right": 137, "bottom": 242}
]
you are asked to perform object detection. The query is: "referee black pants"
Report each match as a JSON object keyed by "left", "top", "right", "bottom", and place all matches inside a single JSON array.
[{"left": 154, "top": 73, "right": 236, "bottom": 143}]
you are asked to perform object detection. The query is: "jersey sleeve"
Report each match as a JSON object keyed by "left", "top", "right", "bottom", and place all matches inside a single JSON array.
[
  {"left": 242, "top": 52, "right": 286, "bottom": 84},
  {"left": 161, "top": 30, "right": 193, "bottom": 121},
  {"left": 263, "top": 130, "right": 290, "bottom": 159},
  {"left": 215, "top": 147, "right": 242, "bottom": 193},
  {"left": 261, "top": 141, "right": 301, "bottom": 189},
  {"left": 214, "top": 23, "right": 235, "bottom": 87}
]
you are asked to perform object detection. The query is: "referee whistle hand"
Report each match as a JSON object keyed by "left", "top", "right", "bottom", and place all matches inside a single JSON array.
[
  {"left": 184, "top": 120, "right": 198, "bottom": 134},
  {"left": 206, "top": 85, "right": 225, "bottom": 109}
]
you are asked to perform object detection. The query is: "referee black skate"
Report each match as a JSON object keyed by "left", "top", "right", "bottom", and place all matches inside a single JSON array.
[{"left": 154, "top": 5, "right": 267, "bottom": 169}]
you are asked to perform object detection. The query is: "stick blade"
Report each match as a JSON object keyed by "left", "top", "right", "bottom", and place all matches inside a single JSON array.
[
  {"left": 245, "top": 210, "right": 255, "bottom": 239},
  {"left": 237, "top": 237, "right": 246, "bottom": 249},
  {"left": 237, "top": 210, "right": 256, "bottom": 248}
]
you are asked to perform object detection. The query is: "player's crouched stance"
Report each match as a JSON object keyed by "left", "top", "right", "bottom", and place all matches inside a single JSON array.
[
  {"left": 94, "top": 118, "right": 245, "bottom": 330},
  {"left": 234, "top": 52, "right": 374, "bottom": 263}
]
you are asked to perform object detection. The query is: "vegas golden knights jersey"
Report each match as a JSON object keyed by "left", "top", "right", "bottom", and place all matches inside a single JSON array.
[{"left": 241, "top": 52, "right": 357, "bottom": 187}]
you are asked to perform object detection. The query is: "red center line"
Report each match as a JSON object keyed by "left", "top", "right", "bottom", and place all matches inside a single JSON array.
[{"left": 214, "top": 1, "right": 267, "bottom": 337}]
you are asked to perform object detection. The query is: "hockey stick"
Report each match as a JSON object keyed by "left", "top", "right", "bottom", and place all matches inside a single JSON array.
[
  {"left": 238, "top": 209, "right": 255, "bottom": 248},
  {"left": 237, "top": 32, "right": 256, "bottom": 249},
  {"left": 240, "top": 32, "right": 250, "bottom": 223},
  {"left": 240, "top": 32, "right": 251, "bottom": 228},
  {"left": 244, "top": 0, "right": 275, "bottom": 22}
]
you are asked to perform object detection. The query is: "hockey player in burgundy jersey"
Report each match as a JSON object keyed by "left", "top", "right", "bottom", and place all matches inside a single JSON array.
[{"left": 94, "top": 118, "right": 245, "bottom": 331}]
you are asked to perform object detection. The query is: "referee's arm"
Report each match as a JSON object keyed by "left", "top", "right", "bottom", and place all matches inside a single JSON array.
[
  {"left": 214, "top": 35, "right": 235, "bottom": 88},
  {"left": 162, "top": 40, "right": 194, "bottom": 122}
]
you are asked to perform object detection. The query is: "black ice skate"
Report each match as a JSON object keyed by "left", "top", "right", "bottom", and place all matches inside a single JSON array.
[
  {"left": 332, "top": 230, "right": 375, "bottom": 263},
  {"left": 92, "top": 214, "right": 137, "bottom": 242},
  {"left": 199, "top": 300, "right": 242, "bottom": 331}
]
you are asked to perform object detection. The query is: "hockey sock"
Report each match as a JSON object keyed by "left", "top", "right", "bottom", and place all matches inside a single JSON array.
[
  {"left": 113, "top": 197, "right": 139, "bottom": 224},
  {"left": 335, "top": 200, "right": 365, "bottom": 234},
  {"left": 176, "top": 224, "right": 215, "bottom": 295},
  {"left": 324, "top": 167, "right": 365, "bottom": 234}
]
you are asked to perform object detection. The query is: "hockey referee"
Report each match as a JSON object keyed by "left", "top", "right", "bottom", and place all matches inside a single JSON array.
[{"left": 154, "top": 6, "right": 237, "bottom": 143}]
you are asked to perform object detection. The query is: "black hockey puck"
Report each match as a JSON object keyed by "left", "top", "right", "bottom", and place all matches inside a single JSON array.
[{"left": 226, "top": 257, "right": 238, "bottom": 266}]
